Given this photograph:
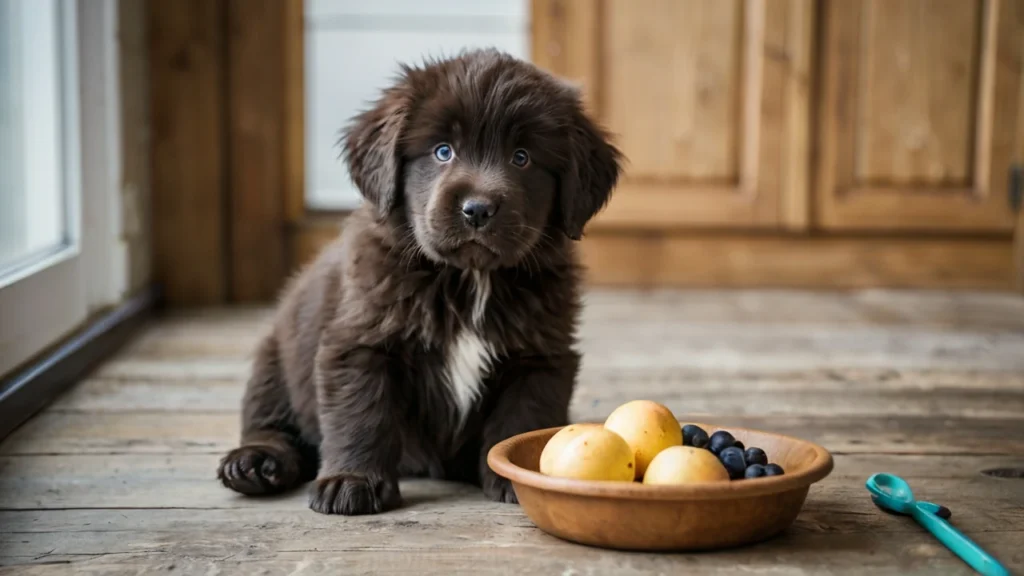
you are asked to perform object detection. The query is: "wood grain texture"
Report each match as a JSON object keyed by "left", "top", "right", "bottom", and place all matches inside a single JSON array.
[
  {"left": 7, "top": 412, "right": 1024, "bottom": 457},
  {"left": 1, "top": 533, "right": 1022, "bottom": 576},
  {"left": 2, "top": 293, "right": 1024, "bottom": 572},
  {"left": 283, "top": 0, "right": 306, "bottom": 225},
  {"left": 530, "top": 0, "right": 600, "bottom": 111},
  {"left": 816, "top": 0, "right": 1023, "bottom": 233},
  {"left": 578, "top": 232, "right": 1014, "bottom": 289},
  {"left": 780, "top": 0, "right": 814, "bottom": 230},
  {"left": 226, "top": 0, "right": 287, "bottom": 302},
  {"left": 148, "top": 0, "right": 228, "bottom": 305},
  {"left": 603, "top": 0, "right": 742, "bottom": 181},
  {"left": 854, "top": 0, "right": 980, "bottom": 184},
  {"left": 21, "top": 367, "right": 1024, "bottom": 420},
  {"left": 150, "top": 0, "right": 302, "bottom": 304}
]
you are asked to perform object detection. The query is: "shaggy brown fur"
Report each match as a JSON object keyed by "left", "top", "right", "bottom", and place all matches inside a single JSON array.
[{"left": 217, "top": 49, "right": 622, "bottom": 515}]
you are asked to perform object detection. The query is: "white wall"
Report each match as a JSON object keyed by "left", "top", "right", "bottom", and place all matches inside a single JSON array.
[{"left": 304, "top": 0, "right": 530, "bottom": 210}]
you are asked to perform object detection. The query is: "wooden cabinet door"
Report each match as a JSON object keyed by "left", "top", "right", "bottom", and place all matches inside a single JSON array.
[
  {"left": 817, "top": 0, "right": 1024, "bottom": 233},
  {"left": 532, "top": 0, "right": 813, "bottom": 230}
]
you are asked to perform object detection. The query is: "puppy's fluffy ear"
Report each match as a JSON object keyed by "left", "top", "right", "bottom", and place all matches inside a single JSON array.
[
  {"left": 558, "top": 101, "right": 622, "bottom": 240},
  {"left": 341, "top": 87, "right": 410, "bottom": 218}
]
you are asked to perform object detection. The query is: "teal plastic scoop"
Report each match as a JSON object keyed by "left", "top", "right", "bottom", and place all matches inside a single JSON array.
[{"left": 866, "top": 473, "right": 1009, "bottom": 576}]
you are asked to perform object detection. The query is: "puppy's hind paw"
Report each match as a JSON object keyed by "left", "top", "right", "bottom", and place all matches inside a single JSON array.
[
  {"left": 483, "top": 473, "right": 519, "bottom": 504},
  {"left": 309, "top": 472, "right": 401, "bottom": 515}
]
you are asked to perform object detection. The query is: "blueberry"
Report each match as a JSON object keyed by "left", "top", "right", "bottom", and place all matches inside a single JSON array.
[
  {"left": 707, "top": 431, "right": 736, "bottom": 455},
  {"left": 744, "top": 464, "right": 767, "bottom": 478},
  {"left": 764, "top": 463, "right": 785, "bottom": 476},
  {"left": 682, "top": 424, "right": 709, "bottom": 449},
  {"left": 719, "top": 446, "right": 746, "bottom": 479},
  {"left": 733, "top": 440, "right": 745, "bottom": 451},
  {"left": 744, "top": 447, "right": 768, "bottom": 467}
]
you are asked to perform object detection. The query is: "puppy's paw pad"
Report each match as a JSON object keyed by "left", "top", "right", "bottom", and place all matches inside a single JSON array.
[
  {"left": 218, "top": 445, "right": 299, "bottom": 495},
  {"left": 309, "top": 473, "right": 400, "bottom": 516}
]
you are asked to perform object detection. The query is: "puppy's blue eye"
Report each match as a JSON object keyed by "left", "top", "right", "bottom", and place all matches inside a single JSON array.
[
  {"left": 434, "top": 144, "right": 454, "bottom": 162},
  {"left": 511, "top": 149, "right": 530, "bottom": 168}
]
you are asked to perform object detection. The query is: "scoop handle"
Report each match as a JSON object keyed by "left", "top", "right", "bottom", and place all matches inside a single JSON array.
[{"left": 911, "top": 503, "right": 1009, "bottom": 576}]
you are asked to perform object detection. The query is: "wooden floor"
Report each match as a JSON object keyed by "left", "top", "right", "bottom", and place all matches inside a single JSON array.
[{"left": 2, "top": 290, "right": 1024, "bottom": 575}]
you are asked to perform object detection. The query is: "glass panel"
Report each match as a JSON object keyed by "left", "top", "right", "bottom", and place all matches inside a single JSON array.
[{"left": 0, "top": 0, "right": 68, "bottom": 278}]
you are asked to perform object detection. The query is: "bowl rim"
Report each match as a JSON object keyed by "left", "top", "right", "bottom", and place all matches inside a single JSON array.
[{"left": 487, "top": 423, "right": 834, "bottom": 501}]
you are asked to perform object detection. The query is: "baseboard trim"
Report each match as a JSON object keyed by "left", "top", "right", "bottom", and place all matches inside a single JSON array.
[
  {"left": 0, "top": 287, "right": 158, "bottom": 440},
  {"left": 578, "top": 232, "right": 1015, "bottom": 290},
  {"left": 290, "top": 219, "right": 1016, "bottom": 291}
]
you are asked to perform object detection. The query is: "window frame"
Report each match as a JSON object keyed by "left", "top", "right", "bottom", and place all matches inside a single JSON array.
[{"left": 0, "top": 0, "right": 122, "bottom": 378}]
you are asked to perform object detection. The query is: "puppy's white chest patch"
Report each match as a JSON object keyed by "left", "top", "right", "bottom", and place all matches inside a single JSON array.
[
  {"left": 443, "top": 270, "right": 495, "bottom": 425},
  {"left": 444, "top": 330, "right": 495, "bottom": 424}
]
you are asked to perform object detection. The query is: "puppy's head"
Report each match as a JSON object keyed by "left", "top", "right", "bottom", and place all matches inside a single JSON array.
[{"left": 342, "top": 49, "right": 622, "bottom": 270}]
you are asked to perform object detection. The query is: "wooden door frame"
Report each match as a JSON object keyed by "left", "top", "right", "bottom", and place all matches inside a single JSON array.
[{"left": 278, "top": 0, "right": 351, "bottom": 279}]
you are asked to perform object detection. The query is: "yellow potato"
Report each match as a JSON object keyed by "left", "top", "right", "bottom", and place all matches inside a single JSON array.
[
  {"left": 604, "top": 400, "right": 683, "bottom": 479},
  {"left": 549, "top": 428, "right": 635, "bottom": 482},
  {"left": 539, "top": 423, "right": 601, "bottom": 475},
  {"left": 642, "top": 446, "right": 730, "bottom": 485}
]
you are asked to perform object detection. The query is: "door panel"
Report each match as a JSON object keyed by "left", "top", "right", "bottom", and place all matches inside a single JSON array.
[
  {"left": 855, "top": 0, "right": 978, "bottom": 185},
  {"left": 532, "top": 0, "right": 813, "bottom": 230},
  {"left": 817, "top": 0, "right": 1024, "bottom": 232},
  {"left": 604, "top": 0, "right": 742, "bottom": 182}
]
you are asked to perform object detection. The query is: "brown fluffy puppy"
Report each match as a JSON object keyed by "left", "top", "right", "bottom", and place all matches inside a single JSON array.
[{"left": 217, "top": 49, "right": 622, "bottom": 515}]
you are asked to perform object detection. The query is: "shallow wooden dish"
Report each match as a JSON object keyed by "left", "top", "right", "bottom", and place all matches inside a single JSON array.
[{"left": 487, "top": 423, "right": 834, "bottom": 551}]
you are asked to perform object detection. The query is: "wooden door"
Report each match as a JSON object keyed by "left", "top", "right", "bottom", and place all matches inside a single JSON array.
[
  {"left": 149, "top": 0, "right": 302, "bottom": 305},
  {"left": 532, "top": 0, "right": 813, "bottom": 230},
  {"left": 817, "top": 0, "right": 1024, "bottom": 233}
]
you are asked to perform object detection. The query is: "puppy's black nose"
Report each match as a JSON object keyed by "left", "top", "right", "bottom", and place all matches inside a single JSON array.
[{"left": 461, "top": 198, "right": 498, "bottom": 229}]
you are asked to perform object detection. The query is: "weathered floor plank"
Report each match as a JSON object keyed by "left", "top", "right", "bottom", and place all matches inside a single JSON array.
[
  {"left": 2, "top": 453, "right": 1022, "bottom": 511},
  {"left": 45, "top": 368, "right": 1024, "bottom": 413},
  {"left": 4, "top": 412, "right": 1024, "bottom": 457},
  {"left": 2, "top": 479, "right": 1023, "bottom": 574},
  {"left": 3, "top": 531, "right": 1022, "bottom": 576},
  {"left": 1, "top": 532, "right": 1022, "bottom": 575},
  {"left": 1, "top": 290, "right": 1023, "bottom": 574},
  {"left": 34, "top": 373, "right": 1024, "bottom": 420},
  {"left": 97, "top": 322, "right": 1024, "bottom": 375}
]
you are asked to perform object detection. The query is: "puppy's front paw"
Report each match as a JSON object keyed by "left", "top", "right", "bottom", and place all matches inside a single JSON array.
[
  {"left": 218, "top": 444, "right": 301, "bottom": 495},
  {"left": 309, "top": 472, "right": 400, "bottom": 515},
  {"left": 482, "top": 470, "right": 519, "bottom": 504}
]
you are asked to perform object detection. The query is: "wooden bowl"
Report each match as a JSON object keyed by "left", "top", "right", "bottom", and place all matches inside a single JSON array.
[{"left": 487, "top": 423, "right": 834, "bottom": 551}]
